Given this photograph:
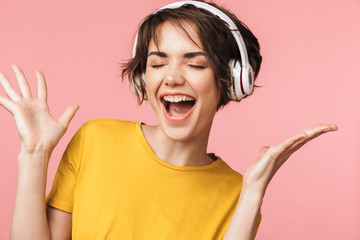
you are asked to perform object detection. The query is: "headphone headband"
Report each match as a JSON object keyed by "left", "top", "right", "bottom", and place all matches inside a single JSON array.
[{"left": 132, "top": 1, "right": 254, "bottom": 101}]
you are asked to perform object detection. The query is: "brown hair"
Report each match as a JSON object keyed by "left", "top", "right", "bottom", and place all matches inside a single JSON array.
[{"left": 122, "top": 0, "right": 262, "bottom": 109}]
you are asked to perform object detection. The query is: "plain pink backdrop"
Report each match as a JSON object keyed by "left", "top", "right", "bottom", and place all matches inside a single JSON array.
[{"left": 0, "top": 0, "right": 359, "bottom": 239}]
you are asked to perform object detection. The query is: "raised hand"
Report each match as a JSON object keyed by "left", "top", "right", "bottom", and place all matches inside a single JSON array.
[
  {"left": 243, "top": 124, "right": 338, "bottom": 195},
  {"left": 0, "top": 65, "right": 79, "bottom": 154}
]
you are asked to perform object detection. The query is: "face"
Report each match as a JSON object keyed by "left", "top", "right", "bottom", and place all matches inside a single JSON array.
[{"left": 145, "top": 20, "right": 220, "bottom": 142}]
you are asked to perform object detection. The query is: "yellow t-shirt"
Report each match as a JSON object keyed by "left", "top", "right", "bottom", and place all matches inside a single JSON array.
[{"left": 46, "top": 118, "right": 261, "bottom": 239}]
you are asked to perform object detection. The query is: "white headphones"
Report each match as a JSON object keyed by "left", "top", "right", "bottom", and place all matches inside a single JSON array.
[{"left": 132, "top": 0, "right": 254, "bottom": 101}]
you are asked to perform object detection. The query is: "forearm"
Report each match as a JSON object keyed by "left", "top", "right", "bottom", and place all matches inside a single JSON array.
[
  {"left": 10, "top": 149, "right": 51, "bottom": 240},
  {"left": 222, "top": 188, "right": 263, "bottom": 240}
]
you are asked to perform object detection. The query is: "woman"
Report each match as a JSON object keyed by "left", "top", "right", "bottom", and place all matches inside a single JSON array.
[{"left": 1, "top": 1, "right": 337, "bottom": 239}]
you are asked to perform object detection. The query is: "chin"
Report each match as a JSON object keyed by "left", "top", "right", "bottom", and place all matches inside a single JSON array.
[
  {"left": 159, "top": 121, "right": 195, "bottom": 142},
  {"left": 159, "top": 113, "right": 213, "bottom": 143}
]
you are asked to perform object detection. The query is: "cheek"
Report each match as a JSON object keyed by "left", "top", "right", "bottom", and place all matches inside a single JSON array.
[
  {"left": 195, "top": 74, "right": 220, "bottom": 104},
  {"left": 145, "top": 71, "right": 162, "bottom": 97}
]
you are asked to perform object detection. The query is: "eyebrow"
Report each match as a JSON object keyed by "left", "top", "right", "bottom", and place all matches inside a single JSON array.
[{"left": 147, "top": 51, "right": 206, "bottom": 58}]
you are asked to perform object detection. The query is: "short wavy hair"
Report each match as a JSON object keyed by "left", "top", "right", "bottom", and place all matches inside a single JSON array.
[{"left": 122, "top": 0, "right": 262, "bottom": 109}]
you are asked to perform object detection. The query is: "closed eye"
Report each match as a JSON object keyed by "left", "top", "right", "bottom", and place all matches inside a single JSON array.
[
  {"left": 189, "top": 65, "right": 206, "bottom": 69},
  {"left": 151, "top": 64, "right": 165, "bottom": 68}
]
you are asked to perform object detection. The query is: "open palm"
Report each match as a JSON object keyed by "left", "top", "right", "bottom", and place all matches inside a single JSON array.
[
  {"left": 0, "top": 65, "right": 78, "bottom": 154},
  {"left": 243, "top": 124, "right": 338, "bottom": 195}
]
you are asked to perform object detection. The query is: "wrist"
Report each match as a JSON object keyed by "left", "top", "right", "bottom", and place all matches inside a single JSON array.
[
  {"left": 19, "top": 142, "right": 53, "bottom": 156},
  {"left": 240, "top": 186, "right": 265, "bottom": 204},
  {"left": 18, "top": 147, "right": 52, "bottom": 166}
]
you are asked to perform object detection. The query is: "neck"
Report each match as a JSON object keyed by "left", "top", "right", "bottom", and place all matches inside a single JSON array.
[{"left": 141, "top": 124, "right": 214, "bottom": 167}]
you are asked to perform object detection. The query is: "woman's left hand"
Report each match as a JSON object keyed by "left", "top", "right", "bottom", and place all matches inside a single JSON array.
[{"left": 242, "top": 123, "right": 338, "bottom": 196}]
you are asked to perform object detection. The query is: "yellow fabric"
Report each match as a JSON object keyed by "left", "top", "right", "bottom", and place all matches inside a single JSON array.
[{"left": 46, "top": 118, "right": 261, "bottom": 239}]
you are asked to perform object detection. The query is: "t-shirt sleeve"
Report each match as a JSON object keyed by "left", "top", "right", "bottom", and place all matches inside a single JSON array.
[{"left": 46, "top": 124, "right": 86, "bottom": 213}]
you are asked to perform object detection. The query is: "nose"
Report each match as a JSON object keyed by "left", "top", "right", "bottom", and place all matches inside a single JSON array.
[{"left": 164, "top": 63, "right": 185, "bottom": 87}]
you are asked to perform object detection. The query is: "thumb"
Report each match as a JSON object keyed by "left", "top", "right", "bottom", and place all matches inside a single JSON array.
[
  {"left": 58, "top": 104, "right": 79, "bottom": 128},
  {"left": 258, "top": 146, "right": 270, "bottom": 158}
]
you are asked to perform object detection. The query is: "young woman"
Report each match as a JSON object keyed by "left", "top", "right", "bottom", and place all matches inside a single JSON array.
[{"left": 1, "top": 1, "right": 337, "bottom": 239}]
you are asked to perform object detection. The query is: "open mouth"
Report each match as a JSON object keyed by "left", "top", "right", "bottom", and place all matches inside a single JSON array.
[{"left": 161, "top": 95, "right": 196, "bottom": 118}]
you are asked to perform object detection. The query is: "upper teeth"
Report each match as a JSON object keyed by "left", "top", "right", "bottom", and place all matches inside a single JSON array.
[{"left": 163, "top": 96, "right": 195, "bottom": 103}]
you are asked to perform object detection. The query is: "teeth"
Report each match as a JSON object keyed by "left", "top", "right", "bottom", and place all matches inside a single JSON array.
[{"left": 163, "top": 95, "right": 195, "bottom": 103}]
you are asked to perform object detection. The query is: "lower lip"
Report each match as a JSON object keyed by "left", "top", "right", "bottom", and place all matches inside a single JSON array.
[{"left": 162, "top": 102, "right": 195, "bottom": 122}]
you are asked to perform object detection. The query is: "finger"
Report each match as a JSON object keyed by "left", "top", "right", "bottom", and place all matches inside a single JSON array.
[
  {"left": 301, "top": 123, "right": 338, "bottom": 136},
  {"left": 35, "top": 70, "right": 47, "bottom": 101},
  {"left": 0, "top": 94, "right": 16, "bottom": 114},
  {"left": 330, "top": 124, "right": 338, "bottom": 130},
  {"left": 274, "top": 131, "right": 307, "bottom": 153},
  {"left": 301, "top": 124, "right": 331, "bottom": 135},
  {"left": 270, "top": 124, "right": 338, "bottom": 171},
  {"left": 278, "top": 124, "right": 338, "bottom": 161},
  {"left": 258, "top": 146, "right": 270, "bottom": 158},
  {"left": 58, "top": 104, "right": 79, "bottom": 128},
  {"left": 11, "top": 65, "right": 32, "bottom": 98},
  {"left": 281, "top": 124, "right": 336, "bottom": 151},
  {"left": 261, "top": 133, "right": 307, "bottom": 163},
  {"left": 289, "top": 125, "right": 337, "bottom": 153},
  {"left": 0, "top": 70, "right": 21, "bottom": 102},
  {"left": 293, "top": 124, "right": 336, "bottom": 146}
]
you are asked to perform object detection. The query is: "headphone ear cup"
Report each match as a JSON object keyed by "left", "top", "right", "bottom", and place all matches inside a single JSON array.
[
  {"left": 241, "top": 65, "right": 254, "bottom": 96},
  {"left": 228, "top": 59, "right": 244, "bottom": 101}
]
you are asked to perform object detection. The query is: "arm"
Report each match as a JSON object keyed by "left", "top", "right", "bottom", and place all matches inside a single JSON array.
[
  {"left": 0, "top": 65, "right": 78, "bottom": 239},
  {"left": 223, "top": 124, "right": 338, "bottom": 240},
  {"left": 12, "top": 150, "right": 51, "bottom": 239},
  {"left": 222, "top": 188, "right": 262, "bottom": 240},
  {"left": 12, "top": 151, "right": 72, "bottom": 240},
  {"left": 47, "top": 206, "right": 72, "bottom": 239}
]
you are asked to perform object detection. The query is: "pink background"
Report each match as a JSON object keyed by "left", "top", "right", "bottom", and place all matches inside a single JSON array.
[{"left": 0, "top": 0, "right": 359, "bottom": 239}]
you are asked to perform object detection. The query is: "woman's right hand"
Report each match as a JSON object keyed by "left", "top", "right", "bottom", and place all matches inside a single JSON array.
[{"left": 0, "top": 64, "right": 79, "bottom": 155}]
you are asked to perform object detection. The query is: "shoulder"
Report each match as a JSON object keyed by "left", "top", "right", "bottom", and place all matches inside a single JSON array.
[
  {"left": 82, "top": 118, "right": 137, "bottom": 131},
  {"left": 215, "top": 158, "right": 244, "bottom": 185},
  {"left": 79, "top": 118, "right": 138, "bottom": 138}
]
